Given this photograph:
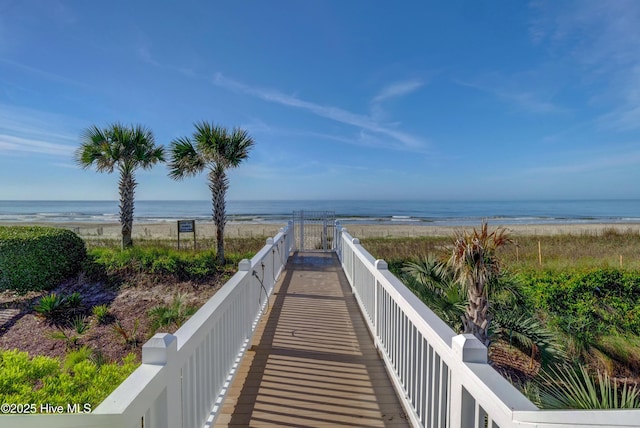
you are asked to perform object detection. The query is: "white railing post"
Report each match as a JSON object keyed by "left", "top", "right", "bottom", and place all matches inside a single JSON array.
[
  {"left": 351, "top": 237, "right": 359, "bottom": 287},
  {"left": 374, "top": 259, "right": 387, "bottom": 345},
  {"left": 238, "top": 259, "right": 252, "bottom": 337},
  {"left": 142, "top": 333, "right": 180, "bottom": 428},
  {"left": 287, "top": 220, "right": 294, "bottom": 253},
  {"left": 449, "top": 334, "right": 487, "bottom": 428},
  {"left": 340, "top": 226, "right": 347, "bottom": 263},
  {"left": 300, "top": 210, "right": 304, "bottom": 250}
]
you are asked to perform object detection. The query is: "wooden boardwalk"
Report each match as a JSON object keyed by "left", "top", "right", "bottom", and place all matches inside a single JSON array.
[{"left": 215, "top": 251, "right": 409, "bottom": 427}]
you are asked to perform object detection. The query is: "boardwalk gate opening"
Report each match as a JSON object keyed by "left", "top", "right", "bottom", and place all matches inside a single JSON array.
[{"left": 292, "top": 210, "right": 335, "bottom": 251}]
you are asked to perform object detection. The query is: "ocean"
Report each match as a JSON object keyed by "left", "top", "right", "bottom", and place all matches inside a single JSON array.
[{"left": 1, "top": 200, "right": 640, "bottom": 226}]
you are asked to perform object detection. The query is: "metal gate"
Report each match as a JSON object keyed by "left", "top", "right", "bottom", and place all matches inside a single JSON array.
[{"left": 292, "top": 210, "right": 336, "bottom": 251}]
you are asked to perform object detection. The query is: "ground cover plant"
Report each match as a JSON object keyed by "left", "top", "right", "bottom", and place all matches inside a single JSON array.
[
  {"left": 0, "top": 232, "right": 265, "bottom": 410},
  {"left": 362, "top": 227, "right": 640, "bottom": 409},
  {"left": 0, "top": 348, "right": 137, "bottom": 409}
]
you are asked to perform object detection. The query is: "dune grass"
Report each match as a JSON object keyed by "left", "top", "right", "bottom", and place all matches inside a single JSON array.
[{"left": 361, "top": 227, "right": 640, "bottom": 271}]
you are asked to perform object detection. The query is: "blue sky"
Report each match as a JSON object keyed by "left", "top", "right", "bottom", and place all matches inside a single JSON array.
[{"left": 1, "top": 1, "right": 640, "bottom": 201}]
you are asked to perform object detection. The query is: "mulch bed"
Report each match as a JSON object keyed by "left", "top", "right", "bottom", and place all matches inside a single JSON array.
[{"left": 0, "top": 272, "right": 226, "bottom": 363}]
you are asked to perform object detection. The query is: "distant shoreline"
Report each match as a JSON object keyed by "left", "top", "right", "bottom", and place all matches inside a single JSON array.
[{"left": 3, "top": 221, "right": 640, "bottom": 239}]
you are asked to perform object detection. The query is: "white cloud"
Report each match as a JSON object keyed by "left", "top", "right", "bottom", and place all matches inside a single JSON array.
[
  {"left": 242, "top": 119, "right": 431, "bottom": 154},
  {"left": 0, "top": 58, "right": 82, "bottom": 87},
  {"left": 370, "top": 79, "right": 423, "bottom": 122},
  {"left": 531, "top": 0, "right": 640, "bottom": 130},
  {"left": 454, "top": 78, "right": 568, "bottom": 115},
  {"left": 0, "top": 104, "right": 81, "bottom": 157},
  {"left": 0, "top": 134, "right": 75, "bottom": 156},
  {"left": 371, "top": 79, "right": 423, "bottom": 104},
  {"left": 212, "top": 73, "right": 427, "bottom": 151}
]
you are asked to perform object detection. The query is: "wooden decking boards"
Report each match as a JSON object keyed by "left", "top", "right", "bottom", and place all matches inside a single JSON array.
[{"left": 215, "top": 251, "right": 410, "bottom": 428}]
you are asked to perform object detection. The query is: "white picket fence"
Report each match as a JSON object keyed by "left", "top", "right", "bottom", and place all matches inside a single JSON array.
[
  {"left": 2, "top": 223, "right": 294, "bottom": 428},
  {"left": 335, "top": 223, "right": 640, "bottom": 428}
]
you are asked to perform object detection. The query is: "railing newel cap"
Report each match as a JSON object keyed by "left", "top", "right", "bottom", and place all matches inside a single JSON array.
[
  {"left": 352, "top": 237, "right": 360, "bottom": 244},
  {"left": 142, "top": 333, "right": 177, "bottom": 365},
  {"left": 239, "top": 259, "right": 251, "bottom": 271},
  {"left": 266, "top": 237, "right": 274, "bottom": 245},
  {"left": 375, "top": 259, "right": 388, "bottom": 270},
  {"left": 452, "top": 333, "right": 487, "bottom": 363}
]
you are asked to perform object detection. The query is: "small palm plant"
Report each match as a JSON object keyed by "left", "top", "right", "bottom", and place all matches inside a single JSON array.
[
  {"left": 404, "top": 254, "right": 564, "bottom": 366},
  {"left": 168, "top": 121, "right": 254, "bottom": 264},
  {"left": 447, "top": 221, "right": 511, "bottom": 346},
  {"left": 534, "top": 364, "right": 640, "bottom": 409},
  {"left": 76, "top": 123, "right": 165, "bottom": 248},
  {"left": 148, "top": 293, "right": 197, "bottom": 333}
]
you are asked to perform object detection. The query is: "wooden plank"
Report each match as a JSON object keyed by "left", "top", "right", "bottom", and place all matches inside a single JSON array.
[{"left": 215, "top": 252, "right": 410, "bottom": 427}]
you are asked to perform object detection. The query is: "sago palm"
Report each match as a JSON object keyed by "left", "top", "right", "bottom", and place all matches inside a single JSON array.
[
  {"left": 446, "top": 221, "right": 511, "bottom": 346},
  {"left": 75, "top": 123, "right": 164, "bottom": 248},
  {"left": 168, "top": 121, "right": 254, "bottom": 264}
]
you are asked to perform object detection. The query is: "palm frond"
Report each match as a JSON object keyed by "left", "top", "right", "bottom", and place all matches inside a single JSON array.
[
  {"left": 168, "top": 137, "right": 205, "bottom": 179},
  {"left": 403, "top": 255, "right": 451, "bottom": 293},
  {"left": 224, "top": 127, "right": 255, "bottom": 168},
  {"left": 492, "top": 313, "right": 565, "bottom": 366},
  {"left": 536, "top": 364, "right": 640, "bottom": 409},
  {"left": 131, "top": 124, "right": 165, "bottom": 168},
  {"left": 402, "top": 256, "right": 465, "bottom": 331},
  {"left": 76, "top": 125, "right": 117, "bottom": 172},
  {"left": 192, "top": 121, "right": 226, "bottom": 163}
]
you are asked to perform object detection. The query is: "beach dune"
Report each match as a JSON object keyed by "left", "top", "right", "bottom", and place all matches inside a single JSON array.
[{"left": 6, "top": 221, "right": 640, "bottom": 240}]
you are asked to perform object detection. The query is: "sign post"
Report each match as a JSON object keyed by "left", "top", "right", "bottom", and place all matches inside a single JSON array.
[{"left": 177, "top": 220, "right": 196, "bottom": 250}]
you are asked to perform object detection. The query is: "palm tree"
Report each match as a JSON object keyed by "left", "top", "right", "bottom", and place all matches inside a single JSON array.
[
  {"left": 168, "top": 121, "right": 254, "bottom": 264},
  {"left": 404, "top": 255, "right": 563, "bottom": 365},
  {"left": 75, "top": 123, "right": 165, "bottom": 249},
  {"left": 446, "top": 221, "right": 511, "bottom": 346}
]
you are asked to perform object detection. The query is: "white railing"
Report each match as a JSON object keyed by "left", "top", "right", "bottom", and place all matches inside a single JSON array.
[
  {"left": 335, "top": 223, "right": 640, "bottom": 428},
  {"left": 3, "top": 223, "right": 294, "bottom": 428}
]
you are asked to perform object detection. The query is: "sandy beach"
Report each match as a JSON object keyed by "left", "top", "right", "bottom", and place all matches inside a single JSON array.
[{"left": 4, "top": 221, "right": 640, "bottom": 240}]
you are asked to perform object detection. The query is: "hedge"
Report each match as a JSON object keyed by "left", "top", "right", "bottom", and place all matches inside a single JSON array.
[{"left": 0, "top": 226, "right": 86, "bottom": 292}]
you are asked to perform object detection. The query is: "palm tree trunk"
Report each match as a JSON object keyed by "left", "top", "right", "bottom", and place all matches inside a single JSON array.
[
  {"left": 464, "top": 283, "right": 490, "bottom": 346},
  {"left": 209, "top": 168, "right": 229, "bottom": 264},
  {"left": 119, "top": 170, "right": 136, "bottom": 249}
]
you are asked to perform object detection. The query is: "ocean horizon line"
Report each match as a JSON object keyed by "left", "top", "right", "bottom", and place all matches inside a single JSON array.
[{"left": 2, "top": 199, "right": 640, "bottom": 227}]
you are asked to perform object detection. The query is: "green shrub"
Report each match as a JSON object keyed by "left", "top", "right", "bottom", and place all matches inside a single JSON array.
[
  {"left": 0, "top": 226, "right": 86, "bottom": 292},
  {"left": 0, "top": 348, "right": 137, "bottom": 409},
  {"left": 87, "top": 246, "right": 221, "bottom": 280},
  {"left": 519, "top": 268, "right": 640, "bottom": 339},
  {"left": 81, "top": 252, "right": 108, "bottom": 282},
  {"left": 34, "top": 292, "right": 85, "bottom": 324},
  {"left": 92, "top": 304, "right": 111, "bottom": 324},
  {"left": 34, "top": 293, "right": 67, "bottom": 320}
]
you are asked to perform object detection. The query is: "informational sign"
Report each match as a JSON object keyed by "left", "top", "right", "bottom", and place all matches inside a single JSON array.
[
  {"left": 177, "top": 220, "right": 196, "bottom": 250},
  {"left": 178, "top": 220, "right": 195, "bottom": 233}
]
